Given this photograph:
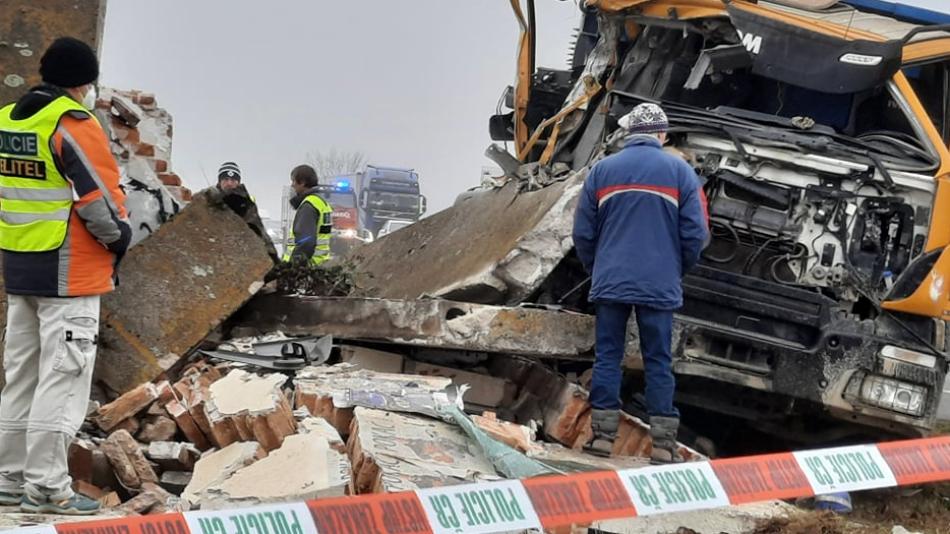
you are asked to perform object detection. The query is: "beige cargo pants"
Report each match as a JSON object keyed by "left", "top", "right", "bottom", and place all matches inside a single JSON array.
[{"left": 0, "top": 295, "right": 99, "bottom": 501}]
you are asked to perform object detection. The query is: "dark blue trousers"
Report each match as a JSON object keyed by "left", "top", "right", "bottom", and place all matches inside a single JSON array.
[{"left": 589, "top": 302, "right": 679, "bottom": 417}]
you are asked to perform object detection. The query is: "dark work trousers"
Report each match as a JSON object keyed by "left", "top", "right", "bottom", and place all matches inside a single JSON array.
[{"left": 589, "top": 302, "right": 679, "bottom": 417}]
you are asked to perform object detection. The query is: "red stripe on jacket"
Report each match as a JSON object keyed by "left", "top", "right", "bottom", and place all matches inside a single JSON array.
[{"left": 595, "top": 183, "right": 680, "bottom": 202}]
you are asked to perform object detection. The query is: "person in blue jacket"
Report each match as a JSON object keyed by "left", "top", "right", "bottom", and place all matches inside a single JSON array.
[{"left": 573, "top": 103, "right": 709, "bottom": 463}]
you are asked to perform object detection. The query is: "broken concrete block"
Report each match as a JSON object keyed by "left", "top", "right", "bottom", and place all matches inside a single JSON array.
[
  {"left": 96, "top": 191, "right": 275, "bottom": 394},
  {"left": 165, "top": 399, "right": 211, "bottom": 451},
  {"left": 100, "top": 430, "right": 158, "bottom": 490},
  {"left": 182, "top": 441, "right": 264, "bottom": 506},
  {"left": 293, "top": 366, "right": 457, "bottom": 437},
  {"left": 346, "top": 408, "right": 497, "bottom": 494},
  {"left": 406, "top": 361, "right": 517, "bottom": 409},
  {"left": 297, "top": 417, "right": 346, "bottom": 453},
  {"left": 234, "top": 297, "right": 595, "bottom": 360},
  {"left": 542, "top": 381, "right": 592, "bottom": 450},
  {"left": 192, "top": 433, "right": 350, "bottom": 510},
  {"left": 96, "top": 383, "right": 160, "bottom": 432},
  {"left": 339, "top": 345, "right": 405, "bottom": 373},
  {"left": 137, "top": 415, "right": 178, "bottom": 443},
  {"left": 472, "top": 412, "right": 542, "bottom": 455},
  {"left": 349, "top": 176, "right": 584, "bottom": 305},
  {"left": 204, "top": 369, "right": 296, "bottom": 451},
  {"left": 146, "top": 441, "right": 200, "bottom": 472},
  {"left": 160, "top": 471, "right": 192, "bottom": 495}
]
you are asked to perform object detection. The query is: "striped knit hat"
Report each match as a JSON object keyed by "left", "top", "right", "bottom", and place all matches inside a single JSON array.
[
  {"left": 618, "top": 103, "right": 668, "bottom": 134},
  {"left": 218, "top": 161, "right": 241, "bottom": 182}
]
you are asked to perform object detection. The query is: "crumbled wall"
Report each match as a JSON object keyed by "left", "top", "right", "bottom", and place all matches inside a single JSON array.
[{"left": 95, "top": 88, "right": 192, "bottom": 247}]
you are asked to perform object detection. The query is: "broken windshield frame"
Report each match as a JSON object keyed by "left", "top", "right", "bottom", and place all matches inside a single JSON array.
[{"left": 608, "top": 76, "right": 941, "bottom": 176}]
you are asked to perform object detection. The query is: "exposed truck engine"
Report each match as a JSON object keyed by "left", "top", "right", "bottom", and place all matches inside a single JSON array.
[{"left": 491, "top": 0, "right": 950, "bottom": 446}]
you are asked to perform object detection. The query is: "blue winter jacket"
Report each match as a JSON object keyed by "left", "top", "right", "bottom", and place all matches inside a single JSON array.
[{"left": 572, "top": 136, "right": 709, "bottom": 309}]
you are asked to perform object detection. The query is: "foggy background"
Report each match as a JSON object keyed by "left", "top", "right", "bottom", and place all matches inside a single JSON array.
[
  {"left": 100, "top": 1, "right": 580, "bottom": 220},
  {"left": 99, "top": 0, "right": 948, "bottom": 220}
]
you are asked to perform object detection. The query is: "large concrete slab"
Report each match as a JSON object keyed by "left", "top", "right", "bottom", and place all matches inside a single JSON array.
[
  {"left": 0, "top": 0, "right": 107, "bottom": 106},
  {"left": 232, "top": 296, "right": 595, "bottom": 359},
  {"left": 96, "top": 191, "right": 274, "bottom": 394},
  {"left": 350, "top": 175, "right": 584, "bottom": 305}
]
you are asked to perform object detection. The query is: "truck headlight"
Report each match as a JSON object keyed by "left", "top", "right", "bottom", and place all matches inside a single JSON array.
[
  {"left": 340, "top": 229, "right": 357, "bottom": 239},
  {"left": 858, "top": 374, "right": 926, "bottom": 416}
]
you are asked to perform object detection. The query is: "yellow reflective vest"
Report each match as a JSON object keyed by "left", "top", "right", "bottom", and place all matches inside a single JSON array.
[
  {"left": 282, "top": 193, "right": 332, "bottom": 265},
  {"left": 0, "top": 96, "right": 91, "bottom": 252}
]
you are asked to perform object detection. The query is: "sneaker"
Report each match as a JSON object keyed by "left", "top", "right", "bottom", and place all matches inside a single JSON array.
[
  {"left": 21, "top": 493, "right": 100, "bottom": 515},
  {"left": 0, "top": 491, "right": 21, "bottom": 506}
]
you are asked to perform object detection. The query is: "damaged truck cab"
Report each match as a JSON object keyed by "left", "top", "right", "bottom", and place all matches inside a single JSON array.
[{"left": 494, "top": 0, "right": 950, "bottom": 444}]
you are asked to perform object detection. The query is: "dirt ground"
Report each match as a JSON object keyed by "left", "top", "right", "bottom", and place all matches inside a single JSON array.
[{"left": 751, "top": 483, "right": 950, "bottom": 534}]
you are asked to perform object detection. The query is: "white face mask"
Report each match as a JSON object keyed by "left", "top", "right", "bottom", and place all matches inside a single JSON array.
[{"left": 81, "top": 85, "right": 97, "bottom": 110}]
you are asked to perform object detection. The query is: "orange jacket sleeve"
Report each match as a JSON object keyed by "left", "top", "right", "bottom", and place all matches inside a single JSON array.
[{"left": 52, "top": 112, "right": 131, "bottom": 255}]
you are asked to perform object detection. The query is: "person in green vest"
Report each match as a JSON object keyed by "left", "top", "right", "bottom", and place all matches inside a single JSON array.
[
  {"left": 282, "top": 164, "right": 332, "bottom": 265},
  {"left": 0, "top": 37, "right": 130, "bottom": 515}
]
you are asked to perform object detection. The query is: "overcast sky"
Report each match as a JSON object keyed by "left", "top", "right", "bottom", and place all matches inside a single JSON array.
[
  {"left": 100, "top": 1, "right": 580, "bottom": 220},
  {"left": 100, "top": 0, "right": 947, "bottom": 220}
]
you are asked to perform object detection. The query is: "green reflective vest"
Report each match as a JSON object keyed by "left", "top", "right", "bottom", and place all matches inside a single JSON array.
[
  {"left": 282, "top": 193, "right": 332, "bottom": 265},
  {"left": 0, "top": 96, "right": 90, "bottom": 252}
]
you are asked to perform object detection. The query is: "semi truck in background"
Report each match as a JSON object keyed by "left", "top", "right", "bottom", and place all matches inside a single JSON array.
[
  {"left": 279, "top": 163, "right": 427, "bottom": 259},
  {"left": 358, "top": 165, "right": 427, "bottom": 237}
]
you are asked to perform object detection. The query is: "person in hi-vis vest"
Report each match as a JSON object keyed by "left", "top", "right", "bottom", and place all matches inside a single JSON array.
[
  {"left": 282, "top": 164, "right": 332, "bottom": 265},
  {"left": 0, "top": 38, "right": 130, "bottom": 515}
]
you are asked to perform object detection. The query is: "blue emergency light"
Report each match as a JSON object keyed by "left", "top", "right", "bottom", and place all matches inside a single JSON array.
[{"left": 335, "top": 179, "right": 351, "bottom": 190}]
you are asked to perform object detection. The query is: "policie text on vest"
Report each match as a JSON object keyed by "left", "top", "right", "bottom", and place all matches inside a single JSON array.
[{"left": 0, "top": 130, "right": 45, "bottom": 180}]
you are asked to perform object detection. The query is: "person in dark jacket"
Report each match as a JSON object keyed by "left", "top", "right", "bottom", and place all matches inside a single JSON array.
[
  {"left": 572, "top": 103, "right": 708, "bottom": 463},
  {"left": 282, "top": 165, "right": 332, "bottom": 265}
]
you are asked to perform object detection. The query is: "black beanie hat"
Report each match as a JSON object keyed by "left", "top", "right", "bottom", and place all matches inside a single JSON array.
[{"left": 40, "top": 37, "right": 99, "bottom": 88}]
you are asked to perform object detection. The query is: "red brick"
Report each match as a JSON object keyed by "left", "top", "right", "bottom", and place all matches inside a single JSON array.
[
  {"left": 96, "top": 383, "right": 160, "bottom": 432},
  {"left": 152, "top": 159, "right": 169, "bottom": 173},
  {"left": 68, "top": 439, "right": 96, "bottom": 484},
  {"left": 137, "top": 415, "right": 178, "bottom": 443},
  {"left": 165, "top": 399, "right": 211, "bottom": 451},
  {"left": 158, "top": 173, "right": 182, "bottom": 187},
  {"left": 135, "top": 143, "right": 156, "bottom": 157}
]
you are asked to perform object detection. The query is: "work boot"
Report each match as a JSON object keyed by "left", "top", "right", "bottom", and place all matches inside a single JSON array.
[
  {"left": 585, "top": 409, "right": 620, "bottom": 457},
  {"left": 649, "top": 416, "right": 685, "bottom": 465}
]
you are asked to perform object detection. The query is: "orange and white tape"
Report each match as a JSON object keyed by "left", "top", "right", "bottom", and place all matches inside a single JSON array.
[{"left": 19, "top": 436, "right": 950, "bottom": 534}]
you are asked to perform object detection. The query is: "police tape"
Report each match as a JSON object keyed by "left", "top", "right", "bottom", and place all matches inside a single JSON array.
[{"left": 14, "top": 435, "right": 950, "bottom": 534}]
